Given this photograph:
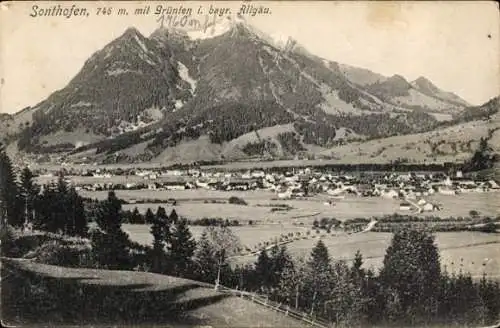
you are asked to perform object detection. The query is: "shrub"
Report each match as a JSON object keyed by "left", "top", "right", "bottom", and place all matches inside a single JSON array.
[
  {"left": 0, "top": 225, "right": 20, "bottom": 257},
  {"left": 27, "top": 240, "right": 93, "bottom": 268},
  {"left": 469, "top": 210, "right": 480, "bottom": 218},
  {"left": 228, "top": 196, "right": 248, "bottom": 206}
]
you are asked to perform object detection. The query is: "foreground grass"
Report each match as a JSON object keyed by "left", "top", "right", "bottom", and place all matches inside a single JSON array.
[{"left": 1, "top": 258, "right": 308, "bottom": 327}]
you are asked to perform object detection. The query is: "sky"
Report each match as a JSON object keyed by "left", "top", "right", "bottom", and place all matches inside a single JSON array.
[{"left": 1, "top": 1, "right": 499, "bottom": 114}]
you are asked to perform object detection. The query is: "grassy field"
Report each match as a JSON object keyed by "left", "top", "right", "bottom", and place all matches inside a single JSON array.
[
  {"left": 80, "top": 189, "right": 276, "bottom": 202},
  {"left": 92, "top": 188, "right": 498, "bottom": 277},
  {"left": 80, "top": 188, "right": 500, "bottom": 222},
  {"left": 1, "top": 258, "right": 308, "bottom": 327},
  {"left": 123, "top": 223, "right": 310, "bottom": 251},
  {"left": 233, "top": 231, "right": 500, "bottom": 279},
  {"left": 123, "top": 219, "right": 500, "bottom": 280},
  {"left": 427, "top": 192, "right": 500, "bottom": 218}
]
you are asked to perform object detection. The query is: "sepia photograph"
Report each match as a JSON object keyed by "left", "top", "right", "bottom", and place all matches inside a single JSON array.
[{"left": 1, "top": 1, "right": 499, "bottom": 327}]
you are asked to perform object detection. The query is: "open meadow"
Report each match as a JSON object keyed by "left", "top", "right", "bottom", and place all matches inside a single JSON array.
[
  {"left": 426, "top": 192, "right": 500, "bottom": 218},
  {"left": 123, "top": 223, "right": 310, "bottom": 252},
  {"left": 233, "top": 231, "right": 500, "bottom": 279},
  {"left": 88, "top": 187, "right": 498, "bottom": 280},
  {"left": 76, "top": 188, "right": 500, "bottom": 223},
  {"left": 123, "top": 218, "right": 500, "bottom": 280}
]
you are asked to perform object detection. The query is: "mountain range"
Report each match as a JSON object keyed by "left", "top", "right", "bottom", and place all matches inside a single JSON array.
[{"left": 2, "top": 17, "right": 497, "bottom": 165}]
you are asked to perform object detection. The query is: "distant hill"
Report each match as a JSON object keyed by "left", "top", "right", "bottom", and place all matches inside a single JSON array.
[
  {"left": 0, "top": 107, "right": 37, "bottom": 142},
  {"left": 454, "top": 96, "right": 499, "bottom": 122},
  {"left": 321, "top": 107, "right": 500, "bottom": 165}
]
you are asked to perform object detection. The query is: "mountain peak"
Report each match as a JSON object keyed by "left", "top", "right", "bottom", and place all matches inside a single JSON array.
[
  {"left": 411, "top": 76, "right": 470, "bottom": 107},
  {"left": 122, "top": 27, "right": 142, "bottom": 39},
  {"left": 412, "top": 76, "right": 439, "bottom": 92},
  {"left": 388, "top": 74, "right": 409, "bottom": 83}
]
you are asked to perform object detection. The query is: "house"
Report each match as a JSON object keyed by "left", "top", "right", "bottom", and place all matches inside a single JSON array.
[
  {"left": 438, "top": 187, "right": 456, "bottom": 195},
  {"left": 327, "top": 188, "right": 344, "bottom": 196},
  {"left": 165, "top": 184, "right": 187, "bottom": 191},
  {"left": 422, "top": 203, "right": 438, "bottom": 212},
  {"left": 487, "top": 180, "right": 500, "bottom": 189},
  {"left": 382, "top": 189, "right": 399, "bottom": 199},
  {"left": 251, "top": 170, "right": 265, "bottom": 178},
  {"left": 162, "top": 176, "right": 189, "bottom": 190},
  {"left": 195, "top": 179, "right": 210, "bottom": 189},
  {"left": 399, "top": 202, "right": 412, "bottom": 211},
  {"left": 278, "top": 190, "right": 292, "bottom": 199},
  {"left": 126, "top": 182, "right": 137, "bottom": 189},
  {"left": 224, "top": 178, "right": 257, "bottom": 191}
]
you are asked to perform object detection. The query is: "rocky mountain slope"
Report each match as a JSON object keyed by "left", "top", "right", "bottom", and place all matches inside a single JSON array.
[
  {"left": 8, "top": 17, "right": 481, "bottom": 164},
  {"left": 321, "top": 97, "right": 499, "bottom": 165}
]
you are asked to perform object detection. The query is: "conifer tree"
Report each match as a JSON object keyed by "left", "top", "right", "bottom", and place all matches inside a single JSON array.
[
  {"left": 156, "top": 206, "right": 171, "bottom": 243},
  {"left": 91, "top": 191, "right": 131, "bottom": 270},
  {"left": 327, "top": 260, "right": 368, "bottom": 325},
  {"left": 34, "top": 184, "right": 64, "bottom": 232},
  {"left": 305, "top": 239, "right": 333, "bottom": 317},
  {"left": 380, "top": 229, "right": 441, "bottom": 322},
  {"left": 0, "top": 143, "right": 21, "bottom": 227},
  {"left": 193, "top": 230, "right": 219, "bottom": 283},
  {"left": 66, "top": 187, "right": 87, "bottom": 237},
  {"left": 351, "top": 249, "right": 365, "bottom": 282},
  {"left": 465, "top": 137, "right": 498, "bottom": 172},
  {"left": 254, "top": 248, "right": 273, "bottom": 292},
  {"left": 148, "top": 206, "right": 170, "bottom": 273},
  {"left": 169, "top": 208, "right": 179, "bottom": 223},
  {"left": 130, "top": 207, "right": 143, "bottom": 224},
  {"left": 278, "top": 257, "right": 307, "bottom": 309},
  {"left": 168, "top": 214, "right": 195, "bottom": 277},
  {"left": 145, "top": 208, "right": 155, "bottom": 224},
  {"left": 268, "top": 245, "right": 294, "bottom": 293},
  {"left": 48, "top": 174, "right": 71, "bottom": 234},
  {"left": 18, "top": 167, "right": 40, "bottom": 226}
]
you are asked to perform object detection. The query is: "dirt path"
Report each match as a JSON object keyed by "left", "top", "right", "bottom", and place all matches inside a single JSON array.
[
  {"left": 405, "top": 198, "right": 422, "bottom": 214},
  {"left": 230, "top": 219, "right": 378, "bottom": 260}
]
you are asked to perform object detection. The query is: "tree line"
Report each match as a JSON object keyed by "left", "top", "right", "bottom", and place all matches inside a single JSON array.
[{"left": 218, "top": 232, "right": 500, "bottom": 327}]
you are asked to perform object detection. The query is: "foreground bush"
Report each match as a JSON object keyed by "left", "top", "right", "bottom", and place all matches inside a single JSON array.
[
  {"left": 25, "top": 240, "right": 93, "bottom": 268},
  {"left": 228, "top": 196, "right": 248, "bottom": 205}
]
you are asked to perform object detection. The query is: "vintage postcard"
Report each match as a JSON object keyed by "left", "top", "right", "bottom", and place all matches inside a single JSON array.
[{"left": 1, "top": 1, "right": 499, "bottom": 327}]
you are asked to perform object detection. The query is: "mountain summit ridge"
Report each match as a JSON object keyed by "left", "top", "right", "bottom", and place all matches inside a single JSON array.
[{"left": 7, "top": 22, "right": 481, "bottom": 164}]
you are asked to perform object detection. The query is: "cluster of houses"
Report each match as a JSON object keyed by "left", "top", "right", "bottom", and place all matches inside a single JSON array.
[{"left": 37, "top": 167, "right": 499, "bottom": 214}]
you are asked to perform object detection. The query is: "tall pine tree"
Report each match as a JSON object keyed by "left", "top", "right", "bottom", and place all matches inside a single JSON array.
[
  {"left": 305, "top": 239, "right": 333, "bottom": 317},
  {"left": 91, "top": 191, "right": 131, "bottom": 270},
  {"left": 254, "top": 248, "right": 272, "bottom": 292},
  {"left": 66, "top": 187, "right": 87, "bottom": 237},
  {"left": 168, "top": 213, "right": 195, "bottom": 277},
  {"left": 380, "top": 229, "right": 441, "bottom": 323},
  {"left": 148, "top": 206, "right": 170, "bottom": 273},
  {"left": 0, "top": 143, "right": 22, "bottom": 227},
  {"left": 193, "top": 230, "right": 219, "bottom": 283},
  {"left": 145, "top": 208, "right": 155, "bottom": 224},
  {"left": 18, "top": 167, "right": 40, "bottom": 227}
]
